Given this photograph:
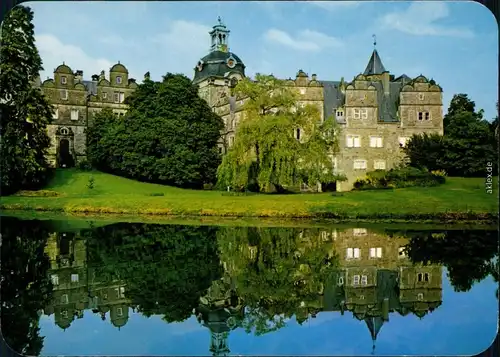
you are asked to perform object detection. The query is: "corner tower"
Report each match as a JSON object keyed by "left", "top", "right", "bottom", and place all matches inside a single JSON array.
[{"left": 193, "top": 17, "right": 246, "bottom": 108}]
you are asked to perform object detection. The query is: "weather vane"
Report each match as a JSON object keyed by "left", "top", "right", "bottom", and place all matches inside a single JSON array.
[{"left": 372, "top": 34, "right": 377, "bottom": 47}]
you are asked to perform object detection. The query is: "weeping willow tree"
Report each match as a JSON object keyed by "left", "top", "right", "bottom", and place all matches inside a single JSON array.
[{"left": 217, "top": 74, "right": 344, "bottom": 192}]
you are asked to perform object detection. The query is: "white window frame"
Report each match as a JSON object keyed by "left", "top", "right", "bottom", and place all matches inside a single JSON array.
[
  {"left": 119, "top": 92, "right": 125, "bottom": 103},
  {"left": 374, "top": 160, "right": 386, "bottom": 170},
  {"left": 353, "top": 275, "right": 360, "bottom": 285},
  {"left": 338, "top": 276, "right": 344, "bottom": 285},
  {"left": 398, "top": 246, "right": 406, "bottom": 257},
  {"left": 61, "top": 76, "right": 67, "bottom": 84},
  {"left": 353, "top": 160, "right": 367, "bottom": 170},
  {"left": 60, "top": 127, "right": 69, "bottom": 135},
  {"left": 102, "top": 92, "right": 107, "bottom": 99},
  {"left": 53, "top": 108, "right": 59, "bottom": 119},
  {"left": 117, "top": 307, "right": 123, "bottom": 316},
  {"left": 61, "top": 90, "right": 68, "bottom": 100},
  {"left": 399, "top": 137, "right": 409, "bottom": 147},
  {"left": 353, "top": 108, "right": 361, "bottom": 119},
  {"left": 361, "top": 108, "right": 368, "bottom": 119},
  {"left": 425, "top": 112, "right": 431, "bottom": 120},
  {"left": 70, "top": 109, "right": 79, "bottom": 121},
  {"left": 116, "top": 76, "right": 122, "bottom": 84},
  {"left": 417, "top": 293, "right": 424, "bottom": 301},
  {"left": 346, "top": 247, "right": 353, "bottom": 259},
  {"left": 353, "top": 228, "right": 367, "bottom": 236},
  {"left": 369, "top": 136, "right": 383, "bottom": 148},
  {"left": 61, "top": 294, "right": 69, "bottom": 304},
  {"left": 361, "top": 275, "right": 368, "bottom": 285},
  {"left": 376, "top": 247, "right": 382, "bottom": 258},
  {"left": 71, "top": 274, "right": 79, "bottom": 283},
  {"left": 299, "top": 88, "right": 306, "bottom": 95},
  {"left": 336, "top": 110, "right": 344, "bottom": 118},
  {"left": 114, "top": 92, "right": 120, "bottom": 103},
  {"left": 418, "top": 112, "right": 424, "bottom": 121},
  {"left": 51, "top": 274, "right": 59, "bottom": 285},
  {"left": 353, "top": 247, "right": 360, "bottom": 259},
  {"left": 346, "top": 135, "right": 361, "bottom": 148}
]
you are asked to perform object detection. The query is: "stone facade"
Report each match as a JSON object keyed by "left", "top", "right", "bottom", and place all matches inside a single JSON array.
[
  {"left": 37, "top": 62, "right": 137, "bottom": 167},
  {"left": 38, "top": 19, "right": 443, "bottom": 192}
]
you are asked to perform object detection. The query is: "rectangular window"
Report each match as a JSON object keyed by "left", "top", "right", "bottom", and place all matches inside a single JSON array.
[
  {"left": 117, "top": 307, "right": 123, "bottom": 316},
  {"left": 417, "top": 293, "right": 424, "bottom": 301},
  {"left": 70, "top": 109, "right": 79, "bottom": 120},
  {"left": 361, "top": 275, "right": 368, "bottom": 285},
  {"left": 417, "top": 273, "right": 423, "bottom": 282},
  {"left": 353, "top": 228, "right": 367, "bottom": 236},
  {"left": 61, "top": 310, "right": 68, "bottom": 318},
  {"left": 399, "top": 137, "right": 409, "bottom": 147},
  {"left": 296, "top": 128, "right": 301, "bottom": 140},
  {"left": 353, "top": 247, "right": 360, "bottom": 259},
  {"left": 61, "top": 76, "right": 67, "bottom": 84},
  {"left": 119, "top": 92, "right": 125, "bottom": 103},
  {"left": 370, "top": 247, "right": 377, "bottom": 258},
  {"left": 424, "top": 273, "right": 430, "bottom": 282},
  {"left": 299, "top": 88, "right": 306, "bottom": 95},
  {"left": 116, "top": 76, "right": 122, "bottom": 84},
  {"left": 361, "top": 108, "right": 368, "bottom": 119},
  {"left": 53, "top": 108, "right": 59, "bottom": 119},
  {"left": 353, "top": 275, "right": 360, "bottom": 285},
  {"left": 346, "top": 248, "right": 353, "bottom": 259},
  {"left": 230, "top": 136, "right": 235, "bottom": 146},
  {"left": 61, "top": 294, "right": 68, "bottom": 304},
  {"left": 376, "top": 247, "right": 382, "bottom": 258},
  {"left": 338, "top": 276, "right": 344, "bottom": 285},
  {"left": 369, "top": 136, "right": 383, "bottom": 148},
  {"left": 374, "top": 160, "right": 386, "bottom": 170},
  {"left": 336, "top": 110, "right": 344, "bottom": 118},
  {"left": 114, "top": 92, "right": 119, "bottom": 103},
  {"left": 418, "top": 112, "right": 423, "bottom": 120},
  {"left": 51, "top": 274, "right": 59, "bottom": 285},
  {"left": 71, "top": 274, "right": 79, "bottom": 283},
  {"left": 61, "top": 90, "right": 68, "bottom": 100},
  {"left": 353, "top": 160, "right": 367, "bottom": 170},
  {"left": 346, "top": 135, "right": 361, "bottom": 148},
  {"left": 353, "top": 108, "right": 361, "bottom": 119},
  {"left": 102, "top": 92, "right": 107, "bottom": 99},
  {"left": 425, "top": 112, "right": 430, "bottom": 120}
]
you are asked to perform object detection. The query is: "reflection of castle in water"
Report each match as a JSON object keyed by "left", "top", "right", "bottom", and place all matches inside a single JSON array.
[{"left": 43, "top": 227, "right": 442, "bottom": 356}]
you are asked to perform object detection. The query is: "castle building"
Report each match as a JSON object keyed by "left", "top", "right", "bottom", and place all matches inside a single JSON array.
[{"left": 38, "top": 18, "right": 444, "bottom": 191}]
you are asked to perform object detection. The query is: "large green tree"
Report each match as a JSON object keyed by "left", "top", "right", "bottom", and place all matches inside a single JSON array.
[
  {"left": 1, "top": 217, "right": 54, "bottom": 356},
  {"left": 0, "top": 6, "right": 53, "bottom": 195},
  {"left": 217, "top": 74, "right": 343, "bottom": 192},
  {"left": 86, "top": 74, "right": 224, "bottom": 188},
  {"left": 404, "top": 93, "right": 497, "bottom": 176}
]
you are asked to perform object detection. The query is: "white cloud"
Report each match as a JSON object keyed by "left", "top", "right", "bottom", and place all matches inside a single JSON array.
[
  {"left": 152, "top": 20, "right": 211, "bottom": 57},
  {"left": 309, "top": 2, "right": 360, "bottom": 12},
  {"left": 380, "top": 2, "right": 474, "bottom": 38},
  {"left": 36, "top": 34, "right": 114, "bottom": 80},
  {"left": 264, "top": 28, "right": 343, "bottom": 52}
]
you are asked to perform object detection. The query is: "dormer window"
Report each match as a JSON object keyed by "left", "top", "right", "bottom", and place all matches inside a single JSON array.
[
  {"left": 61, "top": 76, "right": 67, "bottom": 84},
  {"left": 116, "top": 76, "right": 122, "bottom": 84},
  {"left": 60, "top": 90, "right": 68, "bottom": 100},
  {"left": 296, "top": 128, "right": 301, "bottom": 140},
  {"left": 336, "top": 110, "right": 344, "bottom": 118}
]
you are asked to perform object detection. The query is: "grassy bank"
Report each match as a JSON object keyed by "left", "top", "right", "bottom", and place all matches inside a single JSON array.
[{"left": 0, "top": 169, "right": 498, "bottom": 223}]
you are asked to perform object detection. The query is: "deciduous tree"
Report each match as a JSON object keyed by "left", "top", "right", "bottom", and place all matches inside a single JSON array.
[{"left": 0, "top": 6, "right": 53, "bottom": 195}]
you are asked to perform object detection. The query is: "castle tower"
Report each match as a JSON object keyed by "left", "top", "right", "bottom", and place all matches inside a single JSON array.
[
  {"left": 363, "top": 35, "right": 387, "bottom": 76},
  {"left": 192, "top": 17, "right": 246, "bottom": 108}
]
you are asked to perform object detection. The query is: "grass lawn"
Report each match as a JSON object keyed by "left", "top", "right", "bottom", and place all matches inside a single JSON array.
[{"left": 0, "top": 169, "right": 498, "bottom": 223}]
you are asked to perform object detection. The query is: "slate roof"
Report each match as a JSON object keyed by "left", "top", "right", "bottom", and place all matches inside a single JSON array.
[
  {"left": 363, "top": 49, "right": 387, "bottom": 75},
  {"left": 320, "top": 80, "right": 344, "bottom": 122},
  {"left": 82, "top": 80, "right": 98, "bottom": 95},
  {"left": 193, "top": 50, "right": 246, "bottom": 84},
  {"left": 371, "top": 81, "right": 403, "bottom": 123}
]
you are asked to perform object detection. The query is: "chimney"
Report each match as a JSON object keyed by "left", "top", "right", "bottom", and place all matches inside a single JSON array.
[
  {"left": 91, "top": 74, "right": 99, "bottom": 82},
  {"left": 74, "top": 70, "right": 83, "bottom": 83},
  {"left": 128, "top": 78, "right": 136, "bottom": 84},
  {"left": 311, "top": 74, "right": 317, "bottom": 81},
  {"left": 99, "top": 70, "right": 105, "bottom": 81}
]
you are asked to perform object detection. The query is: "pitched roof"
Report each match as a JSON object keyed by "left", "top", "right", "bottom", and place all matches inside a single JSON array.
[{"left": 363, "top": 49, "right": 387, "bottom": 76}]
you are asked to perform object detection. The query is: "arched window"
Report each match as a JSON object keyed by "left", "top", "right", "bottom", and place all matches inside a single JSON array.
[{"left": 60, "top": 127, "right": 69, "bottom": 135}]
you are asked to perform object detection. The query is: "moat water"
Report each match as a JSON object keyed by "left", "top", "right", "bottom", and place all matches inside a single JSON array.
[{"left": 1, "top": 216, "right": 498, "bottom": 356}]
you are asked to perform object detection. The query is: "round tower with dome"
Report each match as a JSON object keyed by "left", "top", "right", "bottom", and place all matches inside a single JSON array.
[{"left": 193, "top": 17, "right": 245, "bottom": 108}]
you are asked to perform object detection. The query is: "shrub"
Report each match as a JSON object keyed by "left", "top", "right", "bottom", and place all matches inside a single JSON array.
[
  {"left": 149, "top": 192, "right": 165, "bottom": 196},
  {"left": 77, "top": 160, "right": 93, "bottom": 171},
  {"left": 203, "top": 183, "right": 214, "bottom": 190},
  {"left": 353, "top": 167, "right": 445, "bottom": 190},
  {"left": 15, "top": 190, "right": 60, "bottom": 197},
  {"left": 87, "top": 176, "right": 95, "bottom": 190}
]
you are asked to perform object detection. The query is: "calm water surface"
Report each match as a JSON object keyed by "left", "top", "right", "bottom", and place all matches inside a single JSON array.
[{"left": 1, "top": 217, "right": 498, "bottom": 356}]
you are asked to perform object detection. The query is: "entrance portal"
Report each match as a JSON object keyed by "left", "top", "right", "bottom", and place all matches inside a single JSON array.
[{"left": 58, "top": 139, "right": 74, "bottom": 168}]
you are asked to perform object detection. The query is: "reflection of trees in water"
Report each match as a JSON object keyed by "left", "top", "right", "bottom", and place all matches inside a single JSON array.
[
  {"left": 83, "top": 223, "right": 223, "bottom": 323},
  {"left": 1, "top": 217, "right": 54, "bottom": 356},
  {"left": 216, "top": 227, "right": 339, "bottom": 335},
  {"left": 397, "top": 229, "right": 499, "bottom": 294}
]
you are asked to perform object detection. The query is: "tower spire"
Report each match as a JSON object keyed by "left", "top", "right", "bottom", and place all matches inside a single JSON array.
[{"left": 209, "top": 17, "right": 230, "bottom": 53}]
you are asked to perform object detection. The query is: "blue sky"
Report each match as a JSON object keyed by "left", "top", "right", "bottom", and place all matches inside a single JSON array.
[
  {"left": 26, "top": 1, "right": 498, "bottom": 120},
  {"left": 38, "top": 270, "right": 498, "bottom": 356}
]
